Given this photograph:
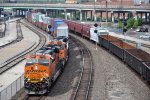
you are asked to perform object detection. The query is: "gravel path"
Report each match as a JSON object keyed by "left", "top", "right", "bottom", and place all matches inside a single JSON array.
[{"left": 70, "top": 33, "right": 150, "bottom": 100}]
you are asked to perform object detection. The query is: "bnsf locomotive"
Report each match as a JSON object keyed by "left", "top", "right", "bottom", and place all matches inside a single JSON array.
[{"left": 24, "top": 40, "right": 68, "bottom": 94}]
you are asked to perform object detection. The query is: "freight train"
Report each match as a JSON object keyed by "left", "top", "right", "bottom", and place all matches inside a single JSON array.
[
  {"left": 25, "top": 11, "right": 150, "bottom": 91},
  {"left": 64, "top": 19, "right": 150, "bottom": 84},
  {"left": 25, "top": 11, "right": 68, "bottom": 39},
  {"left": 24, "top": 40, "right": 69, "bottom": 94},
  {"left": 24, "top": 11, "right": 69, "bottom": 94}
]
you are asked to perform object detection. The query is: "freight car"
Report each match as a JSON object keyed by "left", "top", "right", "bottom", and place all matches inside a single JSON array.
[
  {"left": 64, "top": 19, "right": 150, "bottom": 84},
  {"left": 25, "top": 11, "right": 150, "bottom": 84},
  {"left": 24, "top": 40, "right": 68, "bottom": 94},
  {"left": 25, "top": 12, "right": 68, "bottom": 39}
]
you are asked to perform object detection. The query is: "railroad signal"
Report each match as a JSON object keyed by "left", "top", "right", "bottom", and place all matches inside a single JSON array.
[
  {"left": 94, "top": 30, "right": 97, "bottom": 33},
  {"left": 94, "top": 23, "right": 98, "bottom": 50},
  {"left": 123, "top": 21, "right": 127, "bottom": 33},
  {"left": 48, "top": 25, "right": 51, "bottom": 29},
  {"left": 123, "top": 21, "right": 127, "bottom": 26},
  {"left": 94, "top": 23, "right": 98, "bottom": 27},
  {"left": 123, "top": 28, "right": 127, "bottom": 32}
]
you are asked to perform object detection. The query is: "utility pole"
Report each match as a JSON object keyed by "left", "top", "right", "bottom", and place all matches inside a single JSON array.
[{"left": 106, "top": 0, "right": 108, "bottom": 27}]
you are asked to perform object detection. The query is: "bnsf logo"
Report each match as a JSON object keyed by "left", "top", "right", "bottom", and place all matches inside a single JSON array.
[{"left": 25, "top": 70, "right": 46, "bottom": 74}]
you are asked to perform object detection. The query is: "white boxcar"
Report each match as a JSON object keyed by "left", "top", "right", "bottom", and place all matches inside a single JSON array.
[
  {"left": 56, "top": 23, "right": 68, "bottom": 38},
  {"left": 90, "top": 26, "right": 109, "bottom": 43}
]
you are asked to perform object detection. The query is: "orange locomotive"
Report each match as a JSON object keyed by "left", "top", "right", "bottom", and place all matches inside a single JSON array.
[{"left": 24, "top": 40, "right": 68, "bottom": 94}]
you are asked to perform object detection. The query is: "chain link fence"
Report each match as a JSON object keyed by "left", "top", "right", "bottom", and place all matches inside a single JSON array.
[{"left": 0, "top": 74, "right": 24, "bottom": 100}]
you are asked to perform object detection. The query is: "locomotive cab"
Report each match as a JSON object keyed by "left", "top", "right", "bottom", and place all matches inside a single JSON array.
[{"left": 24, "top": 55, "right": 53, "bottom": 94}]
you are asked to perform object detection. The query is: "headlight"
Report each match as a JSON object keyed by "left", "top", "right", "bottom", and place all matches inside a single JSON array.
[
  {"left": 40, "top": 78, "right": 43, "bottom": 81},
  {"left": 28, "top": 78, "right": 30, "bottom": 81}
]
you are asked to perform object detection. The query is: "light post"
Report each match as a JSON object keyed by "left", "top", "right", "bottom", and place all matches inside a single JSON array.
[
  {"left": 94, "top": 0, "right": 97, "bottom": 21},
  {"left": 106, "top": 0, "right": 108, "bottom": 27},
  {"left": 94, "top": 23, "right": 98, "bottom": 50}
]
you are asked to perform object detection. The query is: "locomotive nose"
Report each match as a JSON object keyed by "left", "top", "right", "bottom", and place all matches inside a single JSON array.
[{"left": 25, "top": 64, "right": 49, "bottom": 83}]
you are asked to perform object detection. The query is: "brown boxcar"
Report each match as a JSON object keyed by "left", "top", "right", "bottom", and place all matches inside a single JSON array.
[
  {"left": 109, "top": 41, "right": 135, "bottom": 60},
  {"left": 100, "top": 35, "right": 121, "bottom": 49},
  {"left": 75, "top": 23, "right": 83, "bottom": 35},
  {"left": 125, "top": 49, "right": 150, "bottom": 76},
  {"left": 82, "top": 25, "right": 90, "bottom": 39},
  {"left": 142, "top": 62, "right": 150, "bottom": 83},
  {"left": 68, "top": 21, "right": 76, "bottom": 32}
]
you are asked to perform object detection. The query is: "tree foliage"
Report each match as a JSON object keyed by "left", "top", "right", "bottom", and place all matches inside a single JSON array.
[
  {"left": 133, "top": 20, "right": 138, "bottom": 29},
  {"left": 126, "top": 18, "right": 134, "bottom": 29},
  {"left": 118, "top": 20, "right": 123, "bottom": 29}
]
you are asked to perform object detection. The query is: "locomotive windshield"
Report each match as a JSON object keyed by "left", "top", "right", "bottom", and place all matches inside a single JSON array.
[{"left": 26, "top": 59, "right": 49, "bottom": 66}]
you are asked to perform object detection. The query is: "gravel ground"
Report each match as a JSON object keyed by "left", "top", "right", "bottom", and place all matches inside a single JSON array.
[{"left": 70, "top": 33, "right": 150, "bottom": 100}]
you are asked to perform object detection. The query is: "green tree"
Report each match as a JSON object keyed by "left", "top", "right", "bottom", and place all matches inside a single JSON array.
[
  {"left": 126, "top": 18, "right": 134, "bottom": 29},
  {"left": 118, "top": 20, "right": 123, "bottom": 29},
  {"left": 137, "top": 18, "right": 142, "bottom": 26},
  {"left": 133, "top": 20, "right": 138, "bottom": 29}
]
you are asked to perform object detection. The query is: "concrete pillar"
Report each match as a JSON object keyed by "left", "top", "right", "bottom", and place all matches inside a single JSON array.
[
  {"left": 93, "top": 10, "right": 97, "bottom": 21},
  {"left": 90, "top": 11, "right": 92, "bottom": 21},
  {"left": 56, "top": 10, "right": 58, "bottom": 18},
  {"left": 132, "top": 11, "right": 137, "bottom": 20},
  {"left": 17, "top": 10, "right": 18, "bottom": 15},
  {"left": 145, "top": 13, "right": 147, "bottom": 23},
  {"left": 20, "top": 10, "right": 21, "bottom": 15},
  {"left": 71, "top": 11, "right": 73, "bottom": 20},
  {"left": 149, "top": 13, "right": 150, "bottom": 23},
  {"left": 64, "top": 9, "right": 67, "bottom": 19},
  {"left": 85, "top": 11, "right": 87, "bottom": 21},
  {"left": 79, "top": 10, "right": 82, "bottom": 21},
  {"left": 111, "top": 11, "right": 114, "bottom": 23},
  {"left": 21, "top": 10, "right": 23, "bottom": 15},
  {"left": 45, "top": 9, "right": 47, "bottom": 16},
  {"left": 140, "top": 13, "right": 143, "bottom": 19},
  {"left": 0, "top": 8, "right": 2, "bottom": 16},
  {"left": 11, "top": 10, "right": 14, "bottom": 16},
  {"left": 20, "top": 10, "right": 22, "bottom": 15},
  {"left": 100, "top": 12, "right": 102, "bottom": 22},
  {"left": 118, "top": 12, "right": 120, "bottom": 20},
  {"left": 74, "top": 11, "right": 76, "bottom": 20},
  {"left": 55, "top": 10, "right": 57, "bottom": 18},
  {"left": 123, "top": 12, "right": 125, "bottom": 19},
  {"left": 106, "top": 11, "right": 108, "bottom": 24},
  {"left": 83, "top": 11, "right": 85, "bottom": 20},
  {"left": 53, "top": 10, "right": 54, "bottom": 18}
]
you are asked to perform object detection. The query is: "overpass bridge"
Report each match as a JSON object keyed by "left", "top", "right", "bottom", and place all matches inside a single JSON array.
[{"left": 0, "top": 3, "right": 150, "bottom": 23}]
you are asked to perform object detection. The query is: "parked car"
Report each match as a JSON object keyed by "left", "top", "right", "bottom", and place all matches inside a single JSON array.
[{"left": 136, "top": 26, "right": 149, "bottom": 32}]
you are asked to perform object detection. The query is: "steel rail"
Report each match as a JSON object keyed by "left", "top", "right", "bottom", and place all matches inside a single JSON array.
[
  {"left": 70, "top": 36, "right": 93, "bottom": 100},
  {"left": 0, "top": 21, "right": 47, "bottom": 74},
  {"left": 23, "top": 94, "right": 45, "bottom": 100}
]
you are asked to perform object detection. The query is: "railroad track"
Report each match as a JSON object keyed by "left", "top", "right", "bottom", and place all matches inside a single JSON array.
[
  {"left": 70, "top": 36, "right": 93, "bottom": 100},
  {"left": 0, "top": 21, "right": 47, "bottom": 74},
  {"left": 23, "top": 94, "right": 45, "bottom": 100},
  {"left": 0, "top": 19, "right": 23, "bottom": 49}
]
